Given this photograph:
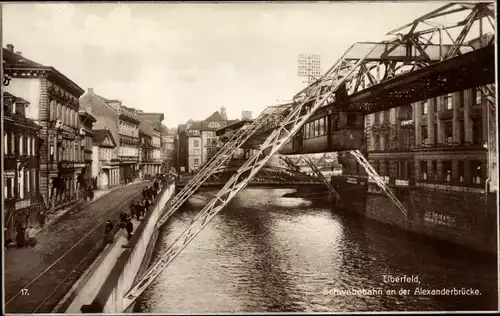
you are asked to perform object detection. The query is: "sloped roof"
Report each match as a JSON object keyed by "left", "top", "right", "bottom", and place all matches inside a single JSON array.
[
  {"left": 186, "top": 121, "right": 202, "bottom": 130},
  {"left": 138, "top": 118, "right": 155, "bottom": 137},
  {"left": 3, "top": 48, "right": 44, "bottom": 68},
  {"left": 205, "top": 111, "right": 226, "bottom": 122},
  {"left": 92, "top": 129, "right": 117, "bottom": 147},
  {"left": 79, "top": 91, "right": 120, "bottom": 144}
]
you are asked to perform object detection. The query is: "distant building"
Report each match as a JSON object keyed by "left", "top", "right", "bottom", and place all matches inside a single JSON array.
[
  {"left": 160, "top": 125, "right": 176, "bottom": 172},
  {"left": 78, "top": 109, "right": 96, "bottom": 188},
  {"left": 3, "top": 92, "right": 42, "bottom": 240},
  {"left": 241, "top": 111, "right": 252, "bottom": 120},
  {"left": 91, "top": 129, "right": 119, "bottom": 189},
  {"left": 80, "top": 88, "right": 141, "bottom": 184},
  {"left": 177, "top": 107, "right": 238, "bottom": 173},
  {"left": 3, "top": 44, "right": 85, "bottom": 211},
  {"left": 138, "top": 119, "right": 162, "bottom": 177}
]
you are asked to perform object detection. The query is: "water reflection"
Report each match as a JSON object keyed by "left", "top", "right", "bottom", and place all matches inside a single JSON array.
[{"left": 135, "top": 188, "right": 497, "bottom": 313}]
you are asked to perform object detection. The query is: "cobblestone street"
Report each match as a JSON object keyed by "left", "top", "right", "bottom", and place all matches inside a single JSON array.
[{"left": 4, "top": 181, "right": 150, "bottom": 313}]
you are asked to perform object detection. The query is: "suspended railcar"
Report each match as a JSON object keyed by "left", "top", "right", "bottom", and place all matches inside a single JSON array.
[{"left": 279, "top": 109, "right": 365, "bottom": 155}]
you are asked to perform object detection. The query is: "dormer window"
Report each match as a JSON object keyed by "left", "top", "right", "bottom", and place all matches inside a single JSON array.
[{"left": 208, "top": 122, "right": 221, "bottom": 128}]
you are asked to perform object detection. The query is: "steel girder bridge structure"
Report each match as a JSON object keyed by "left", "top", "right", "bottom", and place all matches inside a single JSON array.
[
  {"left": 83, "top": 3, "right": 497, "bottom": 311},
  {"left": 176, "top": 156, "right": 325, "bottom": 187}
]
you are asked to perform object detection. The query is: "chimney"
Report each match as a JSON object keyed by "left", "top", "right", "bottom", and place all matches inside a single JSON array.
[
  {"left": 6, "top": 44, "right": 14, "bottom": 52},
  {"left": 88, "top": 88, "right": 94, "bottom": 93},
  {"left": 220, "top": 106, "right": 227, "bottom": 120}
]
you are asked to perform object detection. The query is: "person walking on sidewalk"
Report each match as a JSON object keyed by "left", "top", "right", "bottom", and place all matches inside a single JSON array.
[
  {"left": 104, "top": 220, "right": 114, "bottom": 244},
  {"left": 16, "top": 224, "right": 25, "bottom": 248},
  {"left": 153, "top": 180, "right": 159, "bottom": 193},
  {"left": 134, "top": 202, "right": 142, "bottom": 221},
  {"left": 125, "top": 220, "right": 134, "bottom": 241}
]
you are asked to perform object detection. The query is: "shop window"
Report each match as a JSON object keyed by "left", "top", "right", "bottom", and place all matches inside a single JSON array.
[
  {"left": 442, "top": 161, "right": 452, "bottom": 183},
  {"left": 458, "top": 160, "right": 464, "bottom": 183},
  {"left": 471, "top": 160, "right": 482, "bottom": 184}
]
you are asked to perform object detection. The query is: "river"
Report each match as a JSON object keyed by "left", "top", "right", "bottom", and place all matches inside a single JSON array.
[{"left": 134, "top": 188, "right": 497, "bottom": 313}]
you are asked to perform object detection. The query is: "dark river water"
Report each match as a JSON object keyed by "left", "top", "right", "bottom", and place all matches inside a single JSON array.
[{"left": 135, "top": 188, "right": 498, "bottom": 313}]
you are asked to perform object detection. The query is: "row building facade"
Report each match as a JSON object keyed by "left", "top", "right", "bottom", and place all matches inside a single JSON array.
[{"left": 3, "top": 44, "right": 89, "bottom": 212}]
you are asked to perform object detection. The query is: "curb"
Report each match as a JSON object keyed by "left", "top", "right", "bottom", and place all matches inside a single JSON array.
[{"left": 35, "top": 180, "right": 151, "bottom": 237}]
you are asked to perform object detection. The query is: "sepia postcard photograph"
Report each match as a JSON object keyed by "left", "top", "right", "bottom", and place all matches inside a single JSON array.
[{"left": 1, "top": 1, "right": 498, "bottom": 314}]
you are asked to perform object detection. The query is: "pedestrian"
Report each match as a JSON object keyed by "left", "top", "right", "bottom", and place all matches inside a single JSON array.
[
  {"left": 153, "top": 180, "right": 159, "bottom": 193},
  {"left": 134, "top": 202, "right": 142, "bottom": 221},
  {"left": 125, "top": 220, "right": 134, "bottom": 241},
  {"left": 16, "top": 224, "right": 25, "bottom": 248},
  {"left": 37, "top": 211, "right": 46, "bottom": 228},
  {"left": 142, "top": 187, "right": 148, "bottom": 200},
  {"left": 119, "top": 210, "right": 127, "bottom": 228},
  {"left": 144, "top": 198, "right": 150, "bottom": 213},
  {"left": 104, "top": 220, "right": 114, "bottom": 244},
  {"left": 27, "top": 226, "right": 37, "bottom": 247}
]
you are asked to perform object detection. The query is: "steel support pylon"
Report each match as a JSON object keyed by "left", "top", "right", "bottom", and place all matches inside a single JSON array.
[
  {"left": 349, "top": 149, "right": 408, "bottom": 218},
  {"left": 280, "top": 155, "right": 303, "bottom": 174},
  {"left": 156, "top": 109, "right": 287, "bottom": 228},
  {"left": 300, "top": 154, "right": 341, "bottom": 200},
  {"left": 122, "top": 43, "right": 381, "bottom": 310}
]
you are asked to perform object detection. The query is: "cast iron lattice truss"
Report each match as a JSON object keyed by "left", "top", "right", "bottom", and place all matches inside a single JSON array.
[
  {"left": 156, "top": 108, "right": 290, "bottom": 229},
  {"left": 121, "top": 2, "right": 495, "bottom": 309},
  {"left": 300, "top": 154, "right": 341, "bottom": 200},
  {"left": 293, "top": 2, "right": 495, "bottom": 113},
  {"left": 280, "top": 155, "right": 304, "bottom": 174},
  {"left": 122, "top": 42, "right": 380, "bottom": 309}
]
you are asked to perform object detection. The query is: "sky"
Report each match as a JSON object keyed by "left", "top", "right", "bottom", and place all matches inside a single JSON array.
[{"left": 2, "top": 2, "right": 449, "bottom": 128}]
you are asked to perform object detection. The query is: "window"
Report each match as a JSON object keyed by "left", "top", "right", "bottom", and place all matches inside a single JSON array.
[
  {"left": 19, "top": 134, "right": 24, "bottom": 155},
  {"left": 442, "top": 161, "right": 452, "bottom": 183},
  {"left": 433, "top": 123, "right": 438, "bottom": 145},
  {"left": 422, "top": 101, "right": 428, "bottom": 115},
  {"left": 431, "top": 161, "right": 437, "bottom": 181},
  {"left": 319, "top": 118, "right": 325, "bottom": 135},
  {"left": 332, "top": 115, "right": 339, "bottom": 131},
  {"left": 18, "top": 167, "right": 24, "bottom": 199},
  {"left": 384, "top": 133, "right": 390, "bottom": 150},
  {"left": 25, "top": 168, "right": 30, "bottom": 195},
  {"left": 27, "top": 136, "right": 31, "bottom": 156},
  {"left": 458, "top": 91, "right": 464, "bottom": 108},
  {"left": 4, "top": 133, "right": 7, "bottom": 155},
  {"left": 472, "top": 118, "right": 482, "bottom": 145},
  {"left": 194, "top": 158, "right": 199, "bottom": 167},
  {"left": 459, "top": 120, "right": 465, "bottom": 144},
  {"left": 471, "top": 160, "right": 482, "bottom": 184},
  {"left": 310, "top": 121, "right": 315, "bottom": 137},
  {"left": 193, "top": 140, "right": 200, "bottom": 147},
  {"left": 15, "top": 102, "right": 26, "bottom": 116},
  {"left": 444, "top": 94, "right": 453, "bottom": 110},
  {"left": 474, "top": 87, "right": 482, "bottom": 105},
  {"left": 458, "top": 160, "right": 464, "bottom": 183},
  {"left": 50, "top": 145, "right": 54, "bottom": 163},
  {"left": 444, "top": 121, "right": 453, "bottom": 144},
  {"left": 395, "top": 161, "right": 401, "bottom": 179},
  {"left": 346, "top": 114, "right": 357, "bottom": 126},
  {"left": 421, "top": 127, "right": 428, "bottom": 145},
  {"left": 194, "top": 148, "right": 200, "bottom": 155},
  {"left": 11, "top": 133, "right": 15, "bottom": 154},
  {"left": 384, "top": 161, "right": 390, "bottom": 177},
  {"left": 402, "top": 130, "right": 411, "bottom": 149}
]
